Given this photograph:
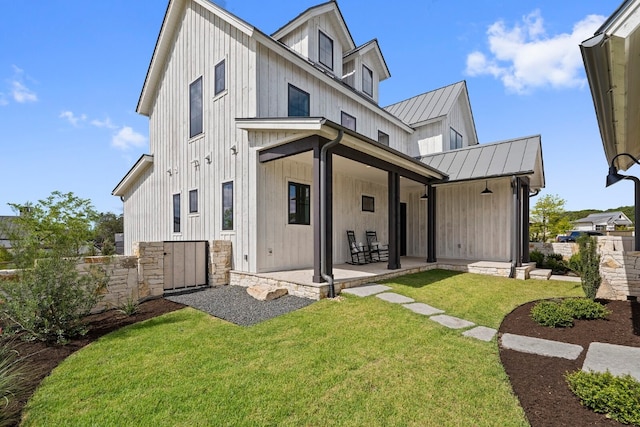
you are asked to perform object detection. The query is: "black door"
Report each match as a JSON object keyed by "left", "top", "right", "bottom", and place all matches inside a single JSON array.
[{"left": 400, "top": 203, "right": 407, "bottom": 256}]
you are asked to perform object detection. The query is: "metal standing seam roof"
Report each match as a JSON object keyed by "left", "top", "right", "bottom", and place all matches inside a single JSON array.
[
  {"left": 384, "top": 81, "right": 465, "bottom": 125},
  {"left": 574, "top": 212, "right": 632, "bottom": 225},
  {"left": 418, "top": 135, "right": 543, "bottom": 187}
]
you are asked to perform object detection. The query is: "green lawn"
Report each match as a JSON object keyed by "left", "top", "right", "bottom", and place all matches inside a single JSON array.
[{"left": 21, "top": 270, "right": 583, "bottom": 426}]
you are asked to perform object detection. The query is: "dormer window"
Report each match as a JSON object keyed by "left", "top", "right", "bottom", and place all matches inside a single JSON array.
[
  {"left": 318, "top": 31, "right": 333, "bottom": 70},
  {"left": 362, "top": 65, "right": 373, "bottom": 97},
  {"left": 450, "top": 128, "right": 463, "bottom": 150}
]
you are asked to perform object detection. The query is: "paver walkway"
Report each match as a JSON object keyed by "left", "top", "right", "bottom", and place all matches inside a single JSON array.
[{"left": 341, "top": 283, "right": 640, "bottom": 380}]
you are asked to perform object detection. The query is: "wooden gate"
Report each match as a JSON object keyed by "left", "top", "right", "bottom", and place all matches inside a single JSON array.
[{"left": 163, "top": 241, "right": 208, "bottom": 290}]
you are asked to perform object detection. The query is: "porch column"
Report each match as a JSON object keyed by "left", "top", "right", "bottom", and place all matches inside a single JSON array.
[
  {"left": 521, "top": 179, "right": 530, "bottom": 263},
  {"left": 388, "top": 171, "right": 401, "bottom": 269},
  {"left": 427, "top": 184, "right": 437, "bottom": 263},
  {"left": 511, "top": 177, "right": 522, "bottom": 268},
  {"left": 312, "top": 144, "right": 323, "bottom": 283}
]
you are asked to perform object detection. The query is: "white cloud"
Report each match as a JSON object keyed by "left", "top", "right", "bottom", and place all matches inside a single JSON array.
[
  {"left": 465, "top": 10, "right": 606, "bottom": 94},
  {"left": 59, "top": 110, "right": 87, "bottom": 127},
  {"left": 9, "top": 65, "right": 37, "bottom": 103},
  {"left": 91, "top": 117, "right": 117, "bottom": 129},
  {"left": 112, "top": 126, "right": 147, "bottom": 150}
]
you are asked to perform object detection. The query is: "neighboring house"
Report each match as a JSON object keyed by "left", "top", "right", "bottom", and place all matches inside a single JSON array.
[
  {"left": 0, "top": 216, "right": 17, "bottom": 249},
  {"left": 113, "top": 0, "right": 545, "bottom": 283},
  {"left": 573, "top": 211, "right": 632, "bottom": 232}
]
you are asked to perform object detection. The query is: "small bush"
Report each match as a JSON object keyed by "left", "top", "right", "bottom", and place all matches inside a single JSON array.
[
  {"left": 562, "top": 298, "right": 610, "bottom": 320},
  {"left": 568, "top": 253, "right": 582, "bottom": 275},
  {"left": 546, "top": 253, "right": 564, "bottom": 262},
  {"left": 0, "top": 341, "right": 29, "bottom": 427},
  {"left": 117, "top": 296, "right": 139, "bottom": 316},
  {"left": 530, "top": 250, "right": 544, "bottom": 268},
  {"left": 530, "top": 300, "right": 574, "bottom": 327},
  {"left": 545, "top": 257, "right": 569, "bottom": 275},
  {"left": 566, "top": 370, "right": 640, "bottom": 425},
  {"left": 577, "top": 234, "right": 601, "bottom": 300}
]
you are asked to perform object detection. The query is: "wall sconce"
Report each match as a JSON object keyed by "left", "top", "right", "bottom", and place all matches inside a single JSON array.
[
  {"left": 167, "top": 168, "right": 173, "bottom": 176},
  {"left": 191, "top": 159, "right": 200, "bottom": 168},
  {"left": 230, "top": 145, "right": 238, "bottom": 155},
  {"left": 420, "top": 185, "right": 428, "bottom": 200},
  {"left": 204, "top": 154, "right": 212, "bottom": 164},
  {"left": 605, "top": 152, "right": 640, "bottom": 251},
  {"left": 480, "top": 181, "right": 493, "bottom": 195}
]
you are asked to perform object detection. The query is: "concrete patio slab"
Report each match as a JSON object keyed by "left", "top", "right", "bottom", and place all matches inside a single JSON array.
[
  {"left": 429, "top": 314, "right": 475, "bottom": 329},
  {"left": 462, "top": 326, "right": 497, "bottom": 342},
  {"left": 341, "top": 284, "right": 391, "bottom": 297},
  {"left": 376, "top": 292, "right": 415, "bottom": 304},
  {"left": 582, "top": 342, "right": 640, "bottom": 381},
  {"left": 403, "top": 302, "right": 444, "bottom": 316},
  {"left": 501, "top": 333, "right": 583, "bottom": 360}
]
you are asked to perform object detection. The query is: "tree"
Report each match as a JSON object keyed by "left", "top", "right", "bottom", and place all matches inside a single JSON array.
[
  {"left": 93, "top": 212, "right": 123, "bottom": 255},
  {"left": 530, "top": 194, "right": 569, "bottom": 242},
  {"left": 575, "top": 234, "right": 602, "bottom": 299},
  {"left": 0, "top": 191, "right": 107, "bottom": 343}
]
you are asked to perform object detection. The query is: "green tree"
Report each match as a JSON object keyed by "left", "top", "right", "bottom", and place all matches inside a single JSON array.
[
  {"left": 530, "top": 194, "right": 569, "bottom": 242},
  {"left": 93, "top": 212, "right": 123, "bottom": 255}
]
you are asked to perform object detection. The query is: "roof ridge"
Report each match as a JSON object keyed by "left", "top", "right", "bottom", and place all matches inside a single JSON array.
[{"left": 384, "top": 80, "right": 465, "bottom": 109}]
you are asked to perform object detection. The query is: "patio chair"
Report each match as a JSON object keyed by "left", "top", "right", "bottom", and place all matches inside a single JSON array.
[
  {"left": 366, "top": 231, "right": 389, "bottom": 262},
  {"left": 346, "top": 230, "right": 369, "bottom": 264}
]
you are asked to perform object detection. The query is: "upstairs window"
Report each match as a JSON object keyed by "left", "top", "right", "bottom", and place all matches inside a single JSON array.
[
  {"left": 378, "top": 130, "right": 389, "bottom": 146},
  {"left": 318, "top": 31, "right": 333, "bottom": 70},
  {"left": 288, "top": 84, "right": 310, "bottom": 117},
  {"left": 189, "top": 189, "right": 198, "bottom": 214},
  {"left": 173, "top": 193, "right": 181, "bottom": 233},
  {"left": 450, "top": 128, "right": 463, "bottom": 150},
  {"left": 214, "top": 60, "right": 225, "bottom": 95},
  {"left": 362, "top": 65, "right": 373, "bottom": 97},
  {"left": 341, "top": 111, "right": 356, "bottom": 131},
  {"left": 189, "top": 77, "right": 203, "bottom": 138},
  {"left": 288, "top": 182, "right": 310, "bottom": 225}
]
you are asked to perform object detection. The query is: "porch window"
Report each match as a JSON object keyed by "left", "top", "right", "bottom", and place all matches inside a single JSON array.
[
  {"left": 318, "top": 31, "right": 333, "bottom": 70},
  {"left": 341, "top": 111, "right": 356, "bottom": 131},
  {"left": 362, "top": 195, "right": 375, "bottom": 212},
  {"left": 222, "top": 181, "right": 233, "bottom": 230},
  {"left": 214, "top": 59, "right": 225, "bottom": 95},
  {"left": 288, "top": 182, "right": 310, "bottom": 225},
  {"left": 189, "top": 189, "right": 198, "bottom": 213},
  {"left": 378, "top": 130, "right": 389, "bottom": 146},
  {"left": 288, "top": 84, "right": 310, "bottom": 117},
  {"left": 362, "top": 65, "right": 373, "bottom": 96},
  {"left": 449, "top": 127, "right": 462, "bottom": 150},
  {"left": 189, "top": 77, "right": 203, "bottom": 138},
  {"left": 173, "top": 193, "right": 181, "bottom": 233}
]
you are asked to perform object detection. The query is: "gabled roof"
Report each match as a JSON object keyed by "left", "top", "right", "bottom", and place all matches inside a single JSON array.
[
  {"left": 271, "top": 1, "right": 355, "bottom": 51},
  {"left": 343, "top": 39, "right": 390, "bottom": 81},
  {"left": 384, "top": 81, "right": 468, "bottom": 126},
  {"left": 574, "top": 211, "right": 633, "bottom": 225},
  {"left": 112, "top": 154, "right": 154, "bottom": 197},
  {"left": 418, "top": 135, "right": 545, "bottom": 190}
]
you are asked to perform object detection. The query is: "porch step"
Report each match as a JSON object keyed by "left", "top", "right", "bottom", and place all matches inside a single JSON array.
[{"left": 529, "top": 268, "right": 552, "bottom": 280}]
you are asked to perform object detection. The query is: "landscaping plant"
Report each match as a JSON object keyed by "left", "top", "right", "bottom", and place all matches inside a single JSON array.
[
  {"left": 530, "top": 298, "right": 609, "bottom": 328},
  {"left": 566, "top": 370, "right": 640, "bottom": 425},
  {"left": 576, "top": 234, "right": 602, "bottom": 299},
  {"left": 0, "top": 341, "right": 29, "bottom": 427}
]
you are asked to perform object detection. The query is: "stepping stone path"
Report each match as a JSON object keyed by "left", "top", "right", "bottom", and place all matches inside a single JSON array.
[
  {"left": 341, "top": 283, "right": 497, "bottom": 342},
  {"left": 500, "top": 333, "right": 583, "bottom": 360}
]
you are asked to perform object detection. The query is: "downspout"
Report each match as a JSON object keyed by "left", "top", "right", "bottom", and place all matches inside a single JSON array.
[
  {"left": 321, "top": 130, "right": 344, "bottom": 298},
  {"left": 510, "top": 176, "right": 522, "bottom": 278}
]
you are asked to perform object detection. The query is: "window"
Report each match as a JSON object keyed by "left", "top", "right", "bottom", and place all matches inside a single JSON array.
[
  {"left": 362, "top": 65, "right": 373, "bottom": 97},
  {"left": 189, "top": 77, "right": 203, "bottom": 138},
  {"left": 214, "top": 60, "right": 225, "bottom": 95},
  {"left": 222, "top": 181, "right": 233, "bottom": 230},
  {"left": 341, "top": 111, "right": 356, "bottom": 131},
  {"left": 288, "top": 84, "right": 310, "bottom": 117},
  {"left": 362, "top": 195, "right": 375, "bottom": 212},
  {"left": 318, "top": 31, "right": 333, "bottom": 70},
  {"left": 173, "top": 193, "right": 181, "bottom": 233},
  {"left": 450, "top": 128, "right": 463, "bottom": 150},
  {"left": 378, "top": 130, "right": 389, "bottom": 146},
  {"left": 288, "top": 182, "right": 310, "bottom": 225},
  {"left": 189, "top": 189, "right": 198, "bottom": 213}
]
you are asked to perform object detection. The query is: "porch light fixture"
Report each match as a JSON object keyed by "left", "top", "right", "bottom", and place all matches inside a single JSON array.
[
  {"left": 420, "top": 186, "right": 428, "bottom": 200},
  {"left": 605, "top": 153, "right": 640, "bottom": 250},
  {"left": 480, "top": 181, "right": 493, "bottom": 195}
]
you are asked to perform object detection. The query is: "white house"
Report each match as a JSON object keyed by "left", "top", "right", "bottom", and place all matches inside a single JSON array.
[
  {"left": 113, "top": 0, "right": 545, "bottom": 287},
  {"left": 573, "top": 211, "right": 633, "bottom": 231}
]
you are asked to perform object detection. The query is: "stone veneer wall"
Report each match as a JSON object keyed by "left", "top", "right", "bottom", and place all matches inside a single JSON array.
[
  {"left": 530, "top": 237, "right": 639, "bottom": 300},
  {"left": 209, "top": 240, "right": 232, "bottom": 285}
]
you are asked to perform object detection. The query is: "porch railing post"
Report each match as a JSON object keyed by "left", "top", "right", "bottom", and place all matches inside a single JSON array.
[{"left": 388, "top": 171, "right": 401, "bottom": 269}]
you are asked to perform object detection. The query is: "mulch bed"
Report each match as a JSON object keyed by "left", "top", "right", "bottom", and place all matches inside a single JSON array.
[
  {"left": 3, "top": 297, "right": 639, "bottom": 426},
  {"left": 499, "top": 299, "right": 640, "bottom": 426}
]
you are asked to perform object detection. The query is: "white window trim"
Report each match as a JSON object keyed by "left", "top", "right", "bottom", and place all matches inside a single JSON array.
[{"left": 213, "top": 56, "right": 228, "bottom": 101}]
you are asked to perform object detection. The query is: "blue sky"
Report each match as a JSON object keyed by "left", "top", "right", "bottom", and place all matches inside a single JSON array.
[{"left": 0, "top": 0, "right": 627, "bottom": 216}]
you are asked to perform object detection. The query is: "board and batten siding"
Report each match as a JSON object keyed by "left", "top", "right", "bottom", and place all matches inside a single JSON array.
[
  {"left": 435, "top": 179, "right": 512, "bottom": 261},
  {"left": 445, "top": 95, "right": 477, "bottom": 148},
  {"left": 123, "top": 2, "right": 257, "bottom": 274}
]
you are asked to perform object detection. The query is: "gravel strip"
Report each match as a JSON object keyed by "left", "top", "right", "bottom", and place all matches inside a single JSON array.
[{"left": 165, "top": 285, "right": 315, "bottom": 326}]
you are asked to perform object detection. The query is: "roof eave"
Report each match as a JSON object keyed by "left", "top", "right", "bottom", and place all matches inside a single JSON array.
[{"left": 112, "top": 154, "right": 154, "bottom": 197}]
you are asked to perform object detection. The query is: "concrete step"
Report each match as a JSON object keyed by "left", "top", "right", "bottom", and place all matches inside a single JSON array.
[{"left": 529, "top": 268, "right": 552, "bottom": 280}]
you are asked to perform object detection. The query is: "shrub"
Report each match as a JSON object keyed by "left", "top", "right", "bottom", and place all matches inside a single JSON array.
[
  {"left": 566, "top": 370, "right": 640, "bottom": 425},
  {"left": 576, "top": 235, "right": 602, "bottom": 299},
  {"left": 562, "top": 298, "right": 610, "bottom": 320},
  {"left": 546, "top": 253, "right": 564, "bottom": 262},
  {"left": 530, "top": 300, "right": 574, "bottom": 327},
  {"left": 568, "top": 253, "right": 582, "bottom": 275},
  {"left": 530, "top": 250, "right": 544, "bottom": 268},
  {"left": 545, "top": 257, "right": 569, "bottom": 275},
  {"left": 117, "top": 296, "right": 140, "bottom": 316},
  {"left": 0, "top": 257, "right": 108, "bottom": 344},
  {"left": 0, "top": 341, "right": 29, "bottom": 427}
]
